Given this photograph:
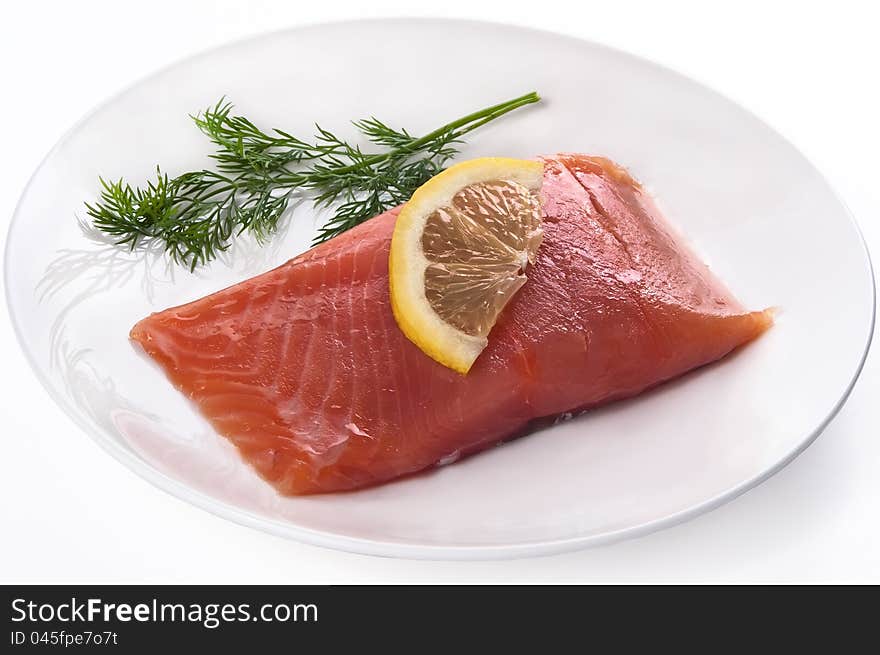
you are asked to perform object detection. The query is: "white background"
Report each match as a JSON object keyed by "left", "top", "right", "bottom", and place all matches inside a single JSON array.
[{"left": 1, "top": 0, "right": 877, "bottom": 583}]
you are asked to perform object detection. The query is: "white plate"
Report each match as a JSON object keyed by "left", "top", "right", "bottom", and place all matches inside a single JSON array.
[{"left": 5, "top": 19, "right": 875, "bottom": 559}]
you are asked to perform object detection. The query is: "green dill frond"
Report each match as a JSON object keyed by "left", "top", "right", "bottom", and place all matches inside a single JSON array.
[{"left": 85, "top": 91, "right": 541, "bottom": 267}]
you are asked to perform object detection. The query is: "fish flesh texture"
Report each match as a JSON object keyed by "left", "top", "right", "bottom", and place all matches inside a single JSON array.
[{"left": 130, "top": 155, "right": 772, "bottom": 494}]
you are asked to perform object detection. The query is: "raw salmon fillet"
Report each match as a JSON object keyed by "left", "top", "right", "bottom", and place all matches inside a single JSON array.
[{"left": 131, "top": 155, "right": 772, "bottom": 494}]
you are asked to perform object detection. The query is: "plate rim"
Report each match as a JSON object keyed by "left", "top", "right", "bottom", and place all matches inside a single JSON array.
[{"left": 4, "top": 17, "right": 876, "bottom": 560}]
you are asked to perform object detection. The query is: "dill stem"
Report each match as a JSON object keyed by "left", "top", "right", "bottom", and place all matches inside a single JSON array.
[
  {"left": 406, "top": 91, "right": 540, "bottom": 149},
  {"left": 276, "top": 91, "right": 540, "bottom": 185}
]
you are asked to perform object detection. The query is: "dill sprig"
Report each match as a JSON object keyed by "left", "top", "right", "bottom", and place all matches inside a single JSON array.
[{"left": 84, "top": 92, "right": 540, "bottom": 269}]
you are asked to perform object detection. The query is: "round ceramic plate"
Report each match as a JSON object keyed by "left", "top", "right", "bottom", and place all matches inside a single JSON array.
[{"left": 5, "top": 19, "right": 875, "bottom": 559}]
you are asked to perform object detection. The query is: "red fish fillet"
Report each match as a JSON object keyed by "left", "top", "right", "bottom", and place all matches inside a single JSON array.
[{"left": 130, "top": 155, "right": 772, "bottom": 494}]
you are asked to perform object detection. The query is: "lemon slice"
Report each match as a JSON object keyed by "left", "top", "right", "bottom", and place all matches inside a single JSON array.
[{"left": 389, "top": 157, "right": 544, "bottom": 373}]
